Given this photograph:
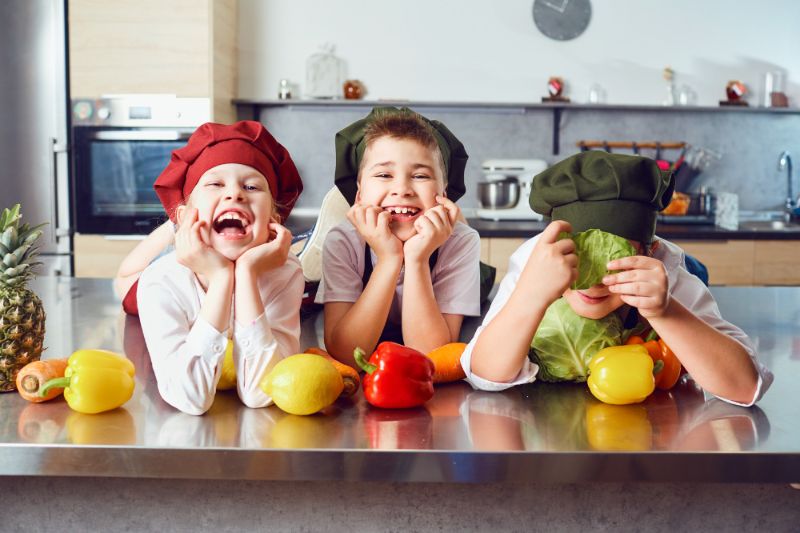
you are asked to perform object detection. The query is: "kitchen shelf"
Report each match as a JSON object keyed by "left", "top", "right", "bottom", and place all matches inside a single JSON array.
[{"left": 234, "top": 99, "right": 800, "bottom": 155}]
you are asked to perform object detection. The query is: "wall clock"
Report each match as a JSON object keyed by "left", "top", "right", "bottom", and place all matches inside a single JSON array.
[{"left": 532, "top": 0, "right": 592, "bottom": 41}]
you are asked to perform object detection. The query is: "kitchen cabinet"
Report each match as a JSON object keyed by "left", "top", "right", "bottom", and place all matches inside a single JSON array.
[
  {"left": 753, "top": 241, "right": 799, "bottom": 285},
  {"left": 482, "top": 238, "right": 526, "bottom": 282},
  {"left": 74, "top": 234, "right": 141, "bottom": 278},
  {"left": 69, "top": 0, "right": 237, "bottom": 122},
  {"left": 672, "top": 240, "right": 756, "bottom": 286},
  {"left": 485, "top": 237, "right": 800, "bottom": 286}
]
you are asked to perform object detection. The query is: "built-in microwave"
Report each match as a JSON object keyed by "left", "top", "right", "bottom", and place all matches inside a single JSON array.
[{"left": 72, "top": 96, "right": 209, "bottom": 234}]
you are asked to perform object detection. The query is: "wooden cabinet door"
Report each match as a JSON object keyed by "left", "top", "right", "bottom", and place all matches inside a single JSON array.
[
  {"left": 671, "top": 240, "right": 755, "bottom": 286},
  {"left": 753, "top": 241, "right": 800, "bottom": 285},
  {"left": 74, "top": 235, "right": 141, "bottom": 278},
  {"left": 487, "top": 238, "right": 526, "bottom": 282}
]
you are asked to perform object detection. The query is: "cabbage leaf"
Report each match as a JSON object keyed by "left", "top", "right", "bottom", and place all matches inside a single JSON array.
[
  {"left": 529, "top": 297, "right": 623, "bottom": 382},
  {"left": 560, "top": 229, "right": 637, "bottom": 290}
]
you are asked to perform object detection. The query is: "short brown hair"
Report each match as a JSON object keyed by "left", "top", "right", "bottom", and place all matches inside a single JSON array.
[{"left": 359, "top": 111, "right": 447, "bottom": 184}]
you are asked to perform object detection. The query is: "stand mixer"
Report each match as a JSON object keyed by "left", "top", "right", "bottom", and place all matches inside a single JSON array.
[{"left": 476, "top": 159, "right": 547, "bottom": 220}]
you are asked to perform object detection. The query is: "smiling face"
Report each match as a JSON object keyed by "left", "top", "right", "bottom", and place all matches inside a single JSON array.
[
  {"left": 562, "top": 285, "right": 626, "bottom": 320},
  {"left": 179, "top": 163, "right": 274, "bottom": 261},
  {"left": 356, "top": 136, "right": 445, "bottom": 242}
]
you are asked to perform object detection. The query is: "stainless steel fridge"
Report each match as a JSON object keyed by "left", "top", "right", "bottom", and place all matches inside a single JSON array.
[{"left": 0, "top": 0, "right": 72, "bottom": 276}]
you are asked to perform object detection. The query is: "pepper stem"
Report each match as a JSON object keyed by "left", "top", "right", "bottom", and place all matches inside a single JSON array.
[
  {"left": 653, "top": 359, "right": 665, "bottom": 376},
  {"left": 645, "top": 329, "right": 660, "bottom": 342},
  {"left": 353, "top": 347, "right": 376, "bottom": 374},
  {"left": 39, "top": 376, "right": 70, "bottom": 397}
]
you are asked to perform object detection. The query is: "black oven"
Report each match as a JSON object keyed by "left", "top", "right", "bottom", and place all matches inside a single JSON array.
[{"left": 71, "top": 96, "right": 209, "bottom": 235}]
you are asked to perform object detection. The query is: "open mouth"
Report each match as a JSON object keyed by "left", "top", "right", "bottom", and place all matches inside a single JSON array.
[
  {"left": 212, "top": 210, "right": 251, "bottom": 240},
  {"left": 577, "top": 291, "right": 610, "bottom": 305},
  {"left": 383, "top": 205, "right": 421, "bottom": 221}
]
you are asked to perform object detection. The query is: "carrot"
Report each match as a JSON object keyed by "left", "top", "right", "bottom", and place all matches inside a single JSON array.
[
  {"left": 16, "top": 359, "right": 69, "bottom": 402},
  {"left": 426, "top": 343, "right": 467, "bottom": 383},
  {"left": 305, "top": 347, "right": 360, "bottom": 398}
]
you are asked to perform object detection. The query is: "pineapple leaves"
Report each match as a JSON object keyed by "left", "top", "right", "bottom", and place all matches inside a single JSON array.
[
  {"left": 0, "top": 227, "right": 15, "bottom": 249},
  {"left": 0, "top": 204, "right": 21, "bottom": 231},
  {"left": 0, "top": 204, "right": 44, "bottom": 286}
]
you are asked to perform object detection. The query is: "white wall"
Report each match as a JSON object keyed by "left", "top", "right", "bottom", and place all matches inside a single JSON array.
[{"left": 238, "top": 0, "right": 800, "bottom": 106}]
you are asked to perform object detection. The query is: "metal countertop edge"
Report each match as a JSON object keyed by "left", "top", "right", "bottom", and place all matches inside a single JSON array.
[{"left": 1, "top": 447, "right": 798, "bottom": 483}]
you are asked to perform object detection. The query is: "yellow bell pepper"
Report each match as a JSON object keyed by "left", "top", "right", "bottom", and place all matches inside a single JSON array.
[
  {"left": 587, "top": 345, "right": 655, "bottom": 405},
  {"left": 66, "top": 408, "right": 136, "bottom": 445},
  {"left": 585, "top": 402, "right": 653, "bottom": 451},
  {"left": 39, "top": 349, "right": 135, "bottom": 414},
  {"left": 216, "top": 339, "right": 237, "bottom": 390}
]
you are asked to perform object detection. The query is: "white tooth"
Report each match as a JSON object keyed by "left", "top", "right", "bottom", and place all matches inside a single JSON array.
[{"left": 402, "top": 207, "right": 408, "bottom": 214}]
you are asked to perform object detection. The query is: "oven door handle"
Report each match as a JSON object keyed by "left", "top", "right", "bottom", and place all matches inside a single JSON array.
[{"left": 88, "top": 130, "right": 193, "bottom": 141}]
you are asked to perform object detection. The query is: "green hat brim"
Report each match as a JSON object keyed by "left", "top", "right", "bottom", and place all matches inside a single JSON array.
[{"left": 551, "top": 200, "right": 657, "bottom": 244}]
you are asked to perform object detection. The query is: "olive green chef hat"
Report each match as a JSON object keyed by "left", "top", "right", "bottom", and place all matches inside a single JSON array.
[
  {"left": 530, "top": 151, "right": 675, "bottom": 244},
  {"left": 334, "top": 106, "right": 468, "bottom": 205}
]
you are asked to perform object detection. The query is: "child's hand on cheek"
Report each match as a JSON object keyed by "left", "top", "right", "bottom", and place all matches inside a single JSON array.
[
  {"left": 236, "top": 223, "right": 292, "bottom": 275},
  {"left": 175, "top": 207, "right": 232, "bottom": 280},
  {"left": 603, "top": 256, "right": 669, "bottom": 318},
  {"left": 403, "top": 203, "right": 453, "bottom": 264},
  {"left": 435, "top": 195, "right": 461, "bottom": 225},
  {"left": 347, "top": 204, "right": 403, "bottom": 263},
  {"left": 519, "top": 220, "right": 577, "bottom": 304}
]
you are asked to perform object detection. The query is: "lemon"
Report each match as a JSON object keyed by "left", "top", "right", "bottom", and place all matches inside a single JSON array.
[
  {"left": 216, "top": 339, "right": 237, "bottom": 390},
  {"left": 260, "top": 354, "right": 344, "bottom": 415}
]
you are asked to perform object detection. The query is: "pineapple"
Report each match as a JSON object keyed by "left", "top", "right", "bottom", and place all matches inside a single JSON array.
[{"left": 0, "top": 204, "right": 46, "bottom": 391}]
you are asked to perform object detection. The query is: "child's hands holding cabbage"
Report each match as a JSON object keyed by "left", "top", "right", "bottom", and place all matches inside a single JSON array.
[
  {"left": 519, "top": 220, "right": 578, "bottom": 305},
  {"left": 603, "top": 255, "right": 670, "bottom": 319}
]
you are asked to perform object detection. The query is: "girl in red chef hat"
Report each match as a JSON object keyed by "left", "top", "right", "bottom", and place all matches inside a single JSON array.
[{"left": 134, "top": 121, "right": 304, "bottom": 415}]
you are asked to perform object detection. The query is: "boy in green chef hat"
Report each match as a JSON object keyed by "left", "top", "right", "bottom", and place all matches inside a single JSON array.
[
  {"left": 462, "top": 151, "right": 772, "bottom": 406},
  {"left": 315, "top": 107, "right": 482, "bottom": 364}
]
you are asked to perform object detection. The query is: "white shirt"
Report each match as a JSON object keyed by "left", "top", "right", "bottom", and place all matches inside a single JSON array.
[
  {"left": 315, "top": 221, "right": 482, "bottom": 320},
  {"left": 460, "top": 234, "right": 774, "bottom": 407},
  {"left": 137, "top": 252, "right": 304, "bottom": 415}
]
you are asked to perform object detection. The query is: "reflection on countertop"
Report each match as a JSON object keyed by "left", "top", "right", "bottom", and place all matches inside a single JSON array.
[{"left": 0, "top": 278, "right": 798, "bottom": 483}]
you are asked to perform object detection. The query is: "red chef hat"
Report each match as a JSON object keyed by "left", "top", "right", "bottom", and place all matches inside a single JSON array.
[
  {"left": 154, "top": 120, "right": 303, "bottom": 222},
  {"left": 123, "top": 121, "right": 302, "bottom": 316}
]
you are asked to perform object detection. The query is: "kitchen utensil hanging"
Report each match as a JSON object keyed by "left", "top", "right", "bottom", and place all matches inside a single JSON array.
[
  {"left": 575, "top": 140, "right": 719, "bottom": 193},
  {"left": 577, "top": 140, "right": 686, "bottom": 173}
]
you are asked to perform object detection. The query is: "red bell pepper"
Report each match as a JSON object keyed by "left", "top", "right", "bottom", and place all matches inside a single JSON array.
[
  {"left": 354, "top": 342, "right": 435, "bottom": 409},
  {"left": 626, "top": 332, "right": 682, "bottom": 390}
]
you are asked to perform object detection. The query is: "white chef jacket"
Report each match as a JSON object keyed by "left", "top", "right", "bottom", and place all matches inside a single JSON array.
[
  {"left": 137, "top": 251, "right": 304, "bottom": 415},
  {"left": 460, "top": 235, "right": 774, "bottom": 407}
]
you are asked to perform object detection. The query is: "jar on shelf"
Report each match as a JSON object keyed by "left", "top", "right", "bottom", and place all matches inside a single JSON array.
[
  {"left": 278, "top": 79, "right": 292, "bottom": 100},
  {"left": 305, "top": 44, "right": 344, "bottom": 99}
]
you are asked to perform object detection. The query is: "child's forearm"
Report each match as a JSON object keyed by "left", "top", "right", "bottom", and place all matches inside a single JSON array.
[
  {"left": 470, "top": 288, "right": 549, "bottom": 383},
  {"left": 401, "top": 260, "right": 453, "bottom": 353},
  {"left": 234, "top": 270, "right": 266, "bottom": 325},
  {"left": 326, "top": 259, "right": 402, "bottom": 365},
  {"left": 648, "top": 298, "right": 759, "bottom": 404},
  {"left": 113, "top": 273, "right": 139, "bottom": 300},
  {"left": 116, "top": 221, "right": 174, "bottom": 278},
  {"left": 199, "top": 267, "right": 235, "bottom": 332}
]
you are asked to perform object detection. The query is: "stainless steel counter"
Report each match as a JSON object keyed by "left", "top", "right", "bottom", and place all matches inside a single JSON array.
[{"left": 1, "top": 278, "right": 798, "bottom": 483}]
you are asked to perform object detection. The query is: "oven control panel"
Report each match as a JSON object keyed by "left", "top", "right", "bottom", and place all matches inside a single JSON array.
[{"left": 72, "top": 95, "right": 210, "bottom": 127}]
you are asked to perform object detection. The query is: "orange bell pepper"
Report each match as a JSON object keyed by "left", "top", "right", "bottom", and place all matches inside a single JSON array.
[{"left": 625, "top": 333, "right": 682, "bottom": 390}]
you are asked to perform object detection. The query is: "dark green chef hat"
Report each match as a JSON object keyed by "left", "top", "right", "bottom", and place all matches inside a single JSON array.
[
  {"left": 530, "top": 151, "right": 675, "bottom": 244},
  {"left": 334, "top": 106, "right": 468, "bottom": 205}
]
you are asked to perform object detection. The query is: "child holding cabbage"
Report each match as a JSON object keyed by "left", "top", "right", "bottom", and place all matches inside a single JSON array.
[{"left": 461, "top": 151, "right": 772, "bottom": 406}]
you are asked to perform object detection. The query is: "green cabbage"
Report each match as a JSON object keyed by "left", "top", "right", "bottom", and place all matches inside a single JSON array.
[
  {"left": 529, "top": 297, "right": 623, "bottom": 382},
  {"left": 560, "top": 229, "right": 637, "bottom": 290}
]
